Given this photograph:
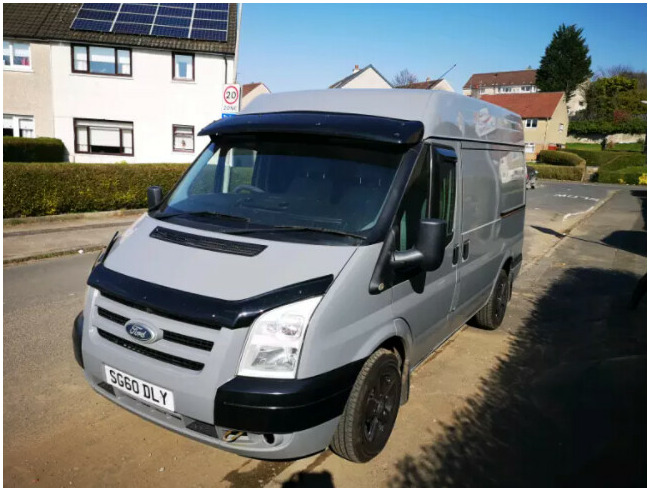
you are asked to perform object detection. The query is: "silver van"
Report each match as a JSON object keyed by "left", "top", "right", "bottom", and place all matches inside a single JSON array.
[{"left": 73, "top": 90, "right": 525, "bottom": 463}]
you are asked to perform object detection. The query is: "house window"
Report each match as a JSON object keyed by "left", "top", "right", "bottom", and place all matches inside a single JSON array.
[
  {"left": 522, "top": 85, "right": 532, "bottom": 92},
  {"left": 74, "top": 119, "right": 134, "bottom": 155},
  {"left": 559, "top": 123, "right": 564, "bottom": 132},
  {"left": 3, "top": 114, "right": 34, "bottom": 137},
  {"left": 173, "top": 53, "right": 194, "bottom": 81},
  {"left": 525, "top": 143, "right": 536, "bottom": 153},
  {"left": 525, "top": 119, "right": 538, "bottom": 128},
  {"left": 72, "top": 45, "right": 131, "bottom": 76},
  {"left": 3, "top": 41, "right": 31, "bottom": 70},
  {"left": 173, "top": 125, "right": 194, "bottom": 152},
  {"left": 499, "top": 87, "right": 512, "bottom": 93}
]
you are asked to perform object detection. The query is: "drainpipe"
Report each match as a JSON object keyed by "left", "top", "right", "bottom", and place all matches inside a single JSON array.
[{"left": 232, "top": 3, "right": 242, "bottom": 84}]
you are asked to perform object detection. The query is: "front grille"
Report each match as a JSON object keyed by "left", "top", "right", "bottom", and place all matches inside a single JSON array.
[
  {"left": 97, "top": 307, "right": 129, "bottom": 325},
  {"left": 163, "top": 331, "right": 213, "bottom": 351},
  {"left": 150, "top": 226, "right": 267, "bottom": 257},
  {"left": 97, "top": 328, "right": 205, "bottom": 371},
  {"left": 97, "top": 306, "right": 214, "bottom": 351}
]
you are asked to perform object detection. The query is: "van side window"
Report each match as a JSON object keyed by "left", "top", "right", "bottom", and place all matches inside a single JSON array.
[
  {"left": 397, "top": 147, "right": 430, "bottom": 251},
  {"left": 431, "top": 148, "right": 456, "bottom": 244}
]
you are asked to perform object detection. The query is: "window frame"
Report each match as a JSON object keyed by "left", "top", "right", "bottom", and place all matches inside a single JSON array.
[
  {"left": 525, "top": 142, "right": 536, "bottom": 153},
  {"left": 172, "top": 124, "right": 195, "bottom": 153},
  {"left": 525, "top": 118, "right": 538, "bottom": 128},
  {"left": 3, "top": 40, "right": 32, "bottom": 71},
  {"left": 73, "top": 118, "right": 134, "bottom": 156},
  {"left": 71, "top": 44, "right": 132, "bottom": 77},
  {"left": 3, "top": 114, "right": 35, "bottom": 137},
  {"left": 172, "top": 52, "right": 195, "bottom": 81}
]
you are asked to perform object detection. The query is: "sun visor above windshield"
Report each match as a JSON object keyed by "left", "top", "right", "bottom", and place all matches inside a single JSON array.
[{"left": 198, "top": 112, "right": 424, "bottom": 146}]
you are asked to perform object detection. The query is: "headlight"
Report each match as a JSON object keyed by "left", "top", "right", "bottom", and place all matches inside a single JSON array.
[{"left": 237, "top": 296, "right": 322, "bottom": 379}]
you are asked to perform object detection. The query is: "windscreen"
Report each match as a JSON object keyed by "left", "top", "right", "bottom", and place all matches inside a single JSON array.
[{"left": 157, "top": 134, "right": 407, "bottom": 242}]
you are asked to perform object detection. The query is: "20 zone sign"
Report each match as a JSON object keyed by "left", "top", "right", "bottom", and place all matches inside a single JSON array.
[{"left": 223, "top": 85, "right": 240, "bottom": 113}]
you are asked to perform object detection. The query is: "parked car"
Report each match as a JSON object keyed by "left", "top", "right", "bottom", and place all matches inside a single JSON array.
[
  {"left": 526, "top": 165, "right": 538, "bottom": 189},
  {"left": 73, "top": 90, "right": 525, "bottom": 463}
]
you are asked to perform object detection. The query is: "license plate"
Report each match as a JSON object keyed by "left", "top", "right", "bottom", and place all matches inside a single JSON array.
[{"left": 104, "top": 365, "right": 175, "bottom": 412}]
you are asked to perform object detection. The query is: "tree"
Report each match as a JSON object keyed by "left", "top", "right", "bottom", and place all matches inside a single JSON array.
[
  {"left": 581, "top": 75, "right": 646, "bottom": 120},
  {"left": 392, "top": 69, "right": 418, "bottom": 87},
  {"left": 536, "top": 24, "right": 593, "bottom": 100}
]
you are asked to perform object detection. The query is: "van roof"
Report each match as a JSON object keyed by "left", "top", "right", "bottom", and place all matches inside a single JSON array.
[{"left": 242, "top": 89, "right": 524, "bottom": 146}]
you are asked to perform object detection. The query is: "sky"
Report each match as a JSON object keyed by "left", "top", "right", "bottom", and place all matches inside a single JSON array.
[{"left": 236, "top": 3, "right": 648, "bottom": 93}]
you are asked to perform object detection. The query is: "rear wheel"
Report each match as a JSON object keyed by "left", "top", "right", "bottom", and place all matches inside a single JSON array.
[
  {"left": 473, "top": 269, "right": 509, "bottom": 330},
  {"left": 330, "top": 349, "right": 401, "bottom": 463}
]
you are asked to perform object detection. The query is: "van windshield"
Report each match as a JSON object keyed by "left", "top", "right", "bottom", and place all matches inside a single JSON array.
[{"left": 154, "top": 134, "right": 407, "bottom": 244}]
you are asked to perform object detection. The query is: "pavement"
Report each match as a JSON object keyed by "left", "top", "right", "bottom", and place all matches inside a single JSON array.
[{"left": 3, "top": 182, "right": 647, "bottom": 487}]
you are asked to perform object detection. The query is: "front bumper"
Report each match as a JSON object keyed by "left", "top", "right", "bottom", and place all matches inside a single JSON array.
[{"left": 74, "top": 308, "right": 364, "bottom": 459}]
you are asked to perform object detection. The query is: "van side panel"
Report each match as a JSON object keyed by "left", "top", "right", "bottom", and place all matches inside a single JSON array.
[{"left": 453, "top": 144, "right": 525, "bottom": 324}]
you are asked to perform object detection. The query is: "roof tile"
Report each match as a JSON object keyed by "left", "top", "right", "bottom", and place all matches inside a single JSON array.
[
  {"left": 463, "top": 69, "right": 537, "bottom": 90},
  {"left": 480, "top": 92, "right": 565, "bottom": 119},
  {"left": 3, "top": 3, "right": 236, "bottom": 55}
]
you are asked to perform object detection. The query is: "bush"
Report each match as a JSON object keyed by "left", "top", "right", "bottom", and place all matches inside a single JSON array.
[
  {"left": 538, "top": 150, "right": 586, "bottom": 167},
  {"left": 597, "top": 166, "right": 647, "bottom": 185},
  {"left": 528, "top": 164, "right": 584, "bottom": 181},
  {"left": 563, "top": 149, "right": 646, "bottom": 168},
  {"left": 3, "top": 163, "right": 189, "bottom": 218},
  {"left": 3, "top": 137, "right": 66, "bottom": 162},
  {"left": 568, "top": 119, "right": 647, "bottom": 136},
  {"left": 598, "top": 153, "right": 647, "bottom": 172}
]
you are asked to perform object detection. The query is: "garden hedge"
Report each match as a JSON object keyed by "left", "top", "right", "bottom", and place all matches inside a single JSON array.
[
  {"left": 568, "top": 119, "right": 647, "bottom": 136},
  {"left": 528, "top": 164, "right": 584, "bottom": 181},
  {"left": 3, "top": 163, "right": 189, "bottom": 218},
  {"left": 563, "top": 149, "right": 646, "bottom": 167},
  {"left": 3, "top": 137, "right": 66, "bottom": 162},
  {"left": 537, "top": 150, "right": 586, "bottom": 167},
  {"left": 597, "top": 167, "right": 647, "bottom": 185}
]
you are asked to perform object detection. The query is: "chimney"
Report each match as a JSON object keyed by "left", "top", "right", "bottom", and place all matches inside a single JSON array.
[
  {"left": 426, "top": 77, "right": 430, "bottom": 82},
  {"left": 353, "top": 64, "right": 359, "bottom": 73}
]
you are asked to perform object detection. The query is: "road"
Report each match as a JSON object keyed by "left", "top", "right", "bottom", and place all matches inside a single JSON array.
[{"left": 3, "top": 182, "right": 644, "bottom": 487}]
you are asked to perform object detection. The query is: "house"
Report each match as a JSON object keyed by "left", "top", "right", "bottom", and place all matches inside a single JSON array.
[
  {"left": 481, "top": 92, "right": 568, "bottom": 161},
  {"left": 464, "top": 68, "right": 586, "bottom": 116},
  {"left": 396, "top": 77, "right": 454, "bottom": 92},
  {"left": 329, "top": 64, "right": 392, "bottom": 89},
  {"left": 3, "top": 3, "right": 239, "bottom": 163},
  {"left": 241, "top": 82, "right": 270, "bottom": 110},
  {"left": 463, "top": 69, "right": 538, "bottom": 97}
]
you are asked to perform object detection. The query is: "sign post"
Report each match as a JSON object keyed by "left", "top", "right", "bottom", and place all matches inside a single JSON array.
[{"left": 222, "top": 84, "right": 240, "bottom": 119}]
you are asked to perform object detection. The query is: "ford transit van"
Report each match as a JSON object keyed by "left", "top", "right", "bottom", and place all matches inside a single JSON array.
[{"left": 73, "top": 89, "right": 525, "bottom": 462}]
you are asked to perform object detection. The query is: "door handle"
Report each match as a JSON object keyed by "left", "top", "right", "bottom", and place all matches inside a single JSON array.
[
  {"left": 452, "top": 245, "right": 460, "bottom": 265},
  {"left": 462, "top": 240, "right": 470, "bottom": 261}
]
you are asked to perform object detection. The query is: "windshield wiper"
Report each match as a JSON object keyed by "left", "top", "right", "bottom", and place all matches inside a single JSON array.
[
  {"left": 226, "top": 225, "right": 365, "bottom": 240},
  {"left": 153, "top": 211, "right": 250, "bottom": 222}
]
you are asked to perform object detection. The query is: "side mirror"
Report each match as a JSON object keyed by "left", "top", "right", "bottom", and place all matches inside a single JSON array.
[
  {"left": 147, "top": 186, "right": 163, "bottom": 209},
  {"left": 392, "top": 219, "right": 446, "bottom": 272}
]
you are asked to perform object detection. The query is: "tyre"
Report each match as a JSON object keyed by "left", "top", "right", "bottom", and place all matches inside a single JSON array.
[
  {"left": 473, "top": 269, "right": 509, "bottom": 330},
  {"left": 330, "top": 348, "right": 402, "bottom": 463}
]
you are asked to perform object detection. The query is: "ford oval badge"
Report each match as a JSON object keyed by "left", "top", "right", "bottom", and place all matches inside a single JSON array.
[{"left": 125, "top": 321, "right": 158, "bottom": 343}]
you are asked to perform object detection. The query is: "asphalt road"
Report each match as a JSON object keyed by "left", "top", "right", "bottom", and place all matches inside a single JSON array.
[{"left": 2, "top": 181, "right": 641, "bottom": 487}]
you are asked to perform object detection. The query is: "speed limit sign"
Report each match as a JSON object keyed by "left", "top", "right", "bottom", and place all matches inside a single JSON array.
[{"left": 222, "top": 84, "right": 240, "bottom": 114}]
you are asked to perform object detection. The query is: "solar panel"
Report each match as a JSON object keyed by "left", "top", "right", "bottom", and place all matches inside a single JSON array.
[{"left": 70, "top": 3, "right": 229, "bottom": 42}]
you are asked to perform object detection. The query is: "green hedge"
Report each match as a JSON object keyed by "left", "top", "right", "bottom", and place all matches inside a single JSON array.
[
  {"left": 3, "top": 137, "right": 66, "bottom": 162},
  {"left": 568, "top": 119, "right": 647, "bottom": 136},
  {"left": 528, "top": 164, "right": 584, "bottom": 181},
  {"left": 597, "top": 167, "right": 647, "bottom": 185},
  {"left": 3, "top": 163, "right": 189, "bottom": 218},
  {"left": 537, "top": 150, "right": 586, "bottom": 167},
  {"left": 563, "top": 149, "right": 647, "bottom": 168}
]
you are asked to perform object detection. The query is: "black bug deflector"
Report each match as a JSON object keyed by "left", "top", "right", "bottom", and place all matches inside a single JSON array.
[{"left": 198, "top": 111, "right": 424, "bottom": 146}]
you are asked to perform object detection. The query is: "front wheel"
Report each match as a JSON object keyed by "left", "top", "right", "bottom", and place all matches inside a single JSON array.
[
  {"left": 330, "top": 349, "right": 402, "bottom": 463},
  {"left": 473, "top": 269, "right": 509, "bottom": 330}
]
